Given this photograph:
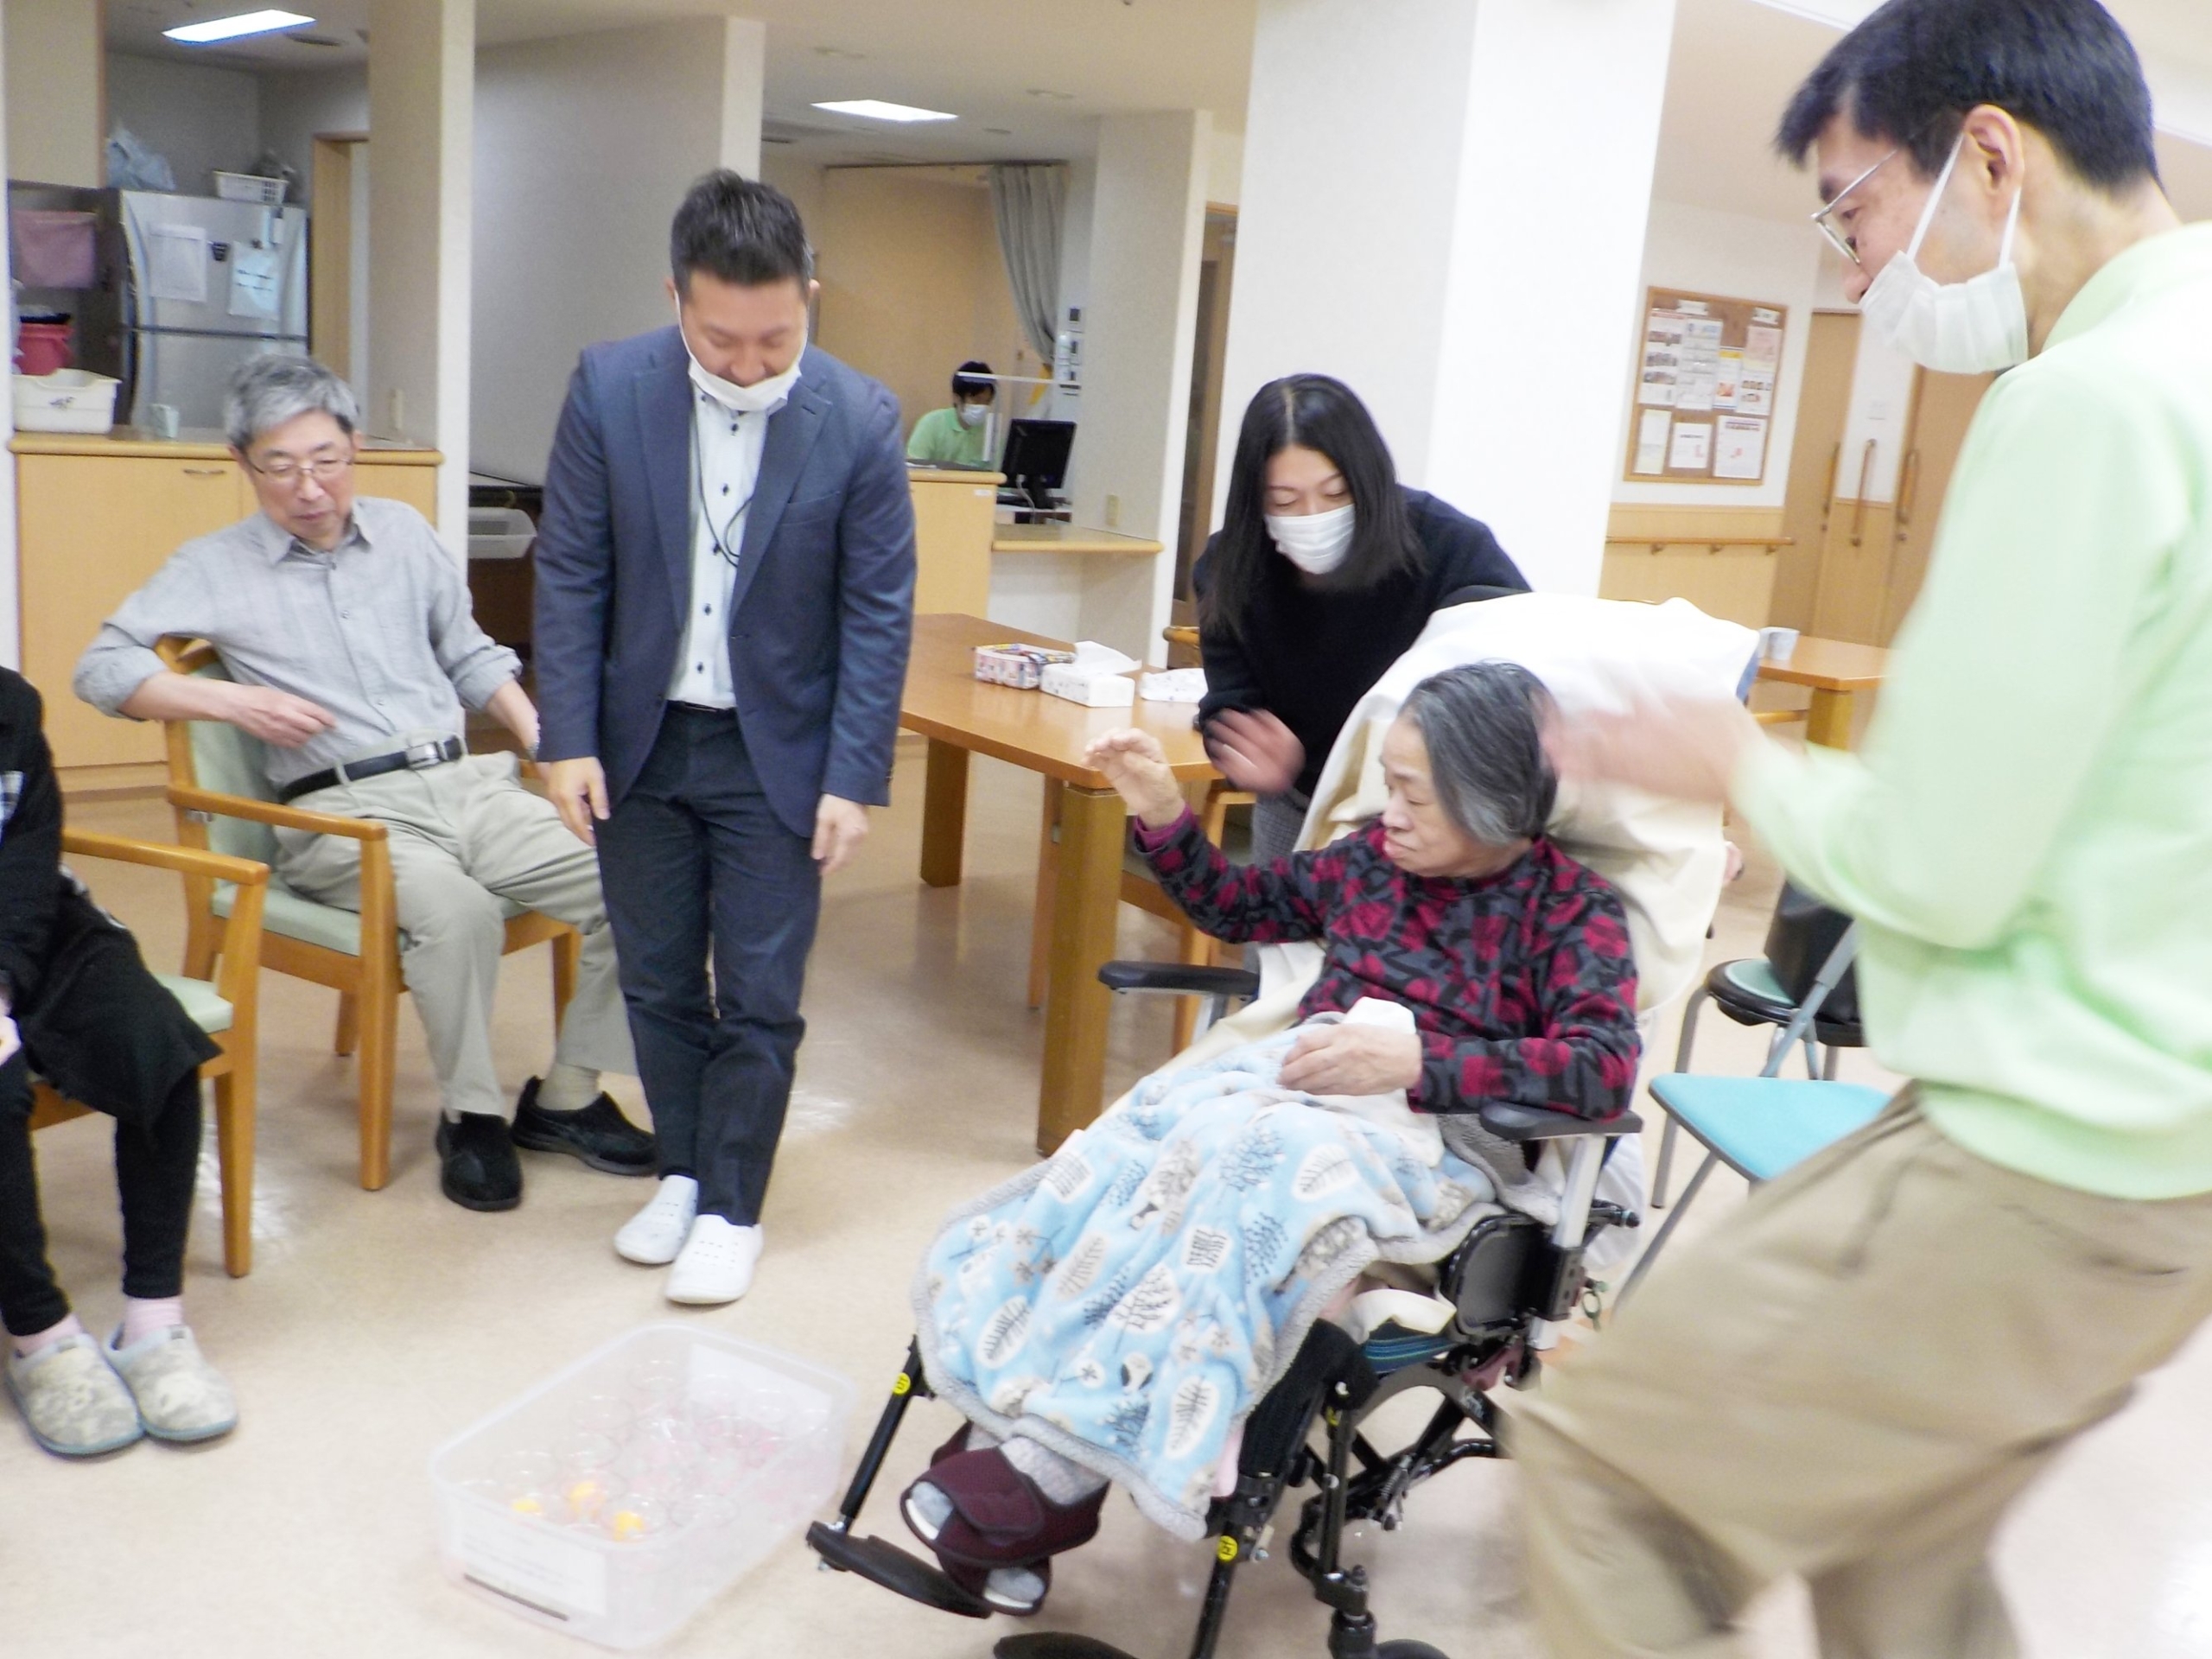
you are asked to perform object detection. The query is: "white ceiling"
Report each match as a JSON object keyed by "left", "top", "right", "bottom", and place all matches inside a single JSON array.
[{"left": 101, "top": 0, "right": 2212, "bottom": 212}]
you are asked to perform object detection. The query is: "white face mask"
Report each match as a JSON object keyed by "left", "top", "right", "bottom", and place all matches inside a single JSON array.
[
  {"left": 1266, "top": 503, "right": 1356, "bottom": 575},
  {"left": 1859, "top": 134, "right": 2028, "bottom": 374},
  {"left": 677, "top": 305, "right": 805, "bottom": 413},
  {"left": 957, "top": 401, "right": 988, "bottom": 429}
]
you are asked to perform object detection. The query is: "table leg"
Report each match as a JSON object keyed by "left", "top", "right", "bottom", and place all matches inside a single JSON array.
[
  {"left": 1805, "top": 688, "right": 1854, "bottom": 749},
  {"left": 919, "top": 738, "right": 970, "bottom": 887},
  {"left": 1038, "top": 784, "right": 1125, "bottom": 1155}
]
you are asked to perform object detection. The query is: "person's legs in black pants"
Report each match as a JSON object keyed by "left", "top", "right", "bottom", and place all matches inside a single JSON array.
[
  {"left": 690, "top": 723, "right": 820, "bottom": 1225},
  {"left": 599, "top": 720, "right": 714, "bottom": 1185},
  {"left": 115, "top": 1071, "right": 201, "bottom": 1305},
  {"left": 598, "top": 708, "right": 820, "bottom": 1228},
  {"left": 0, "top": 1055, "right": 70, "bottom": 1341}
]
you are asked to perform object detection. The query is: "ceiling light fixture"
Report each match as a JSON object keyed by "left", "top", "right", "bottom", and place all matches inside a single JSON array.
[
  {"left": 164, "top": 9, "right": 315, "bottom": 44},
  {"left": 812, "top": 99, "right": 957, "bottom": 124}
]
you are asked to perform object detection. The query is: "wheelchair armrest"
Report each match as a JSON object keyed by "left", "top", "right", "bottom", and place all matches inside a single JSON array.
[
  {"left": 1097, "top": 961, "right": 1262, "bottom": 999},
  {"left": 1477, "top": 1102, "right": 1643, "bottom": 1141}
]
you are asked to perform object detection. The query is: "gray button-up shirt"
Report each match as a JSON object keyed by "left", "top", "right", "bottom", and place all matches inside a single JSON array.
[{"left": 73, "top": 497, "right": 521, "bottom": 790}]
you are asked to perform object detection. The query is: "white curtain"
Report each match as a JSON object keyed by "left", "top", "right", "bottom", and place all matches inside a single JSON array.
[{"left": 988, "top": 163, "right": 1067, "bottom": 362}]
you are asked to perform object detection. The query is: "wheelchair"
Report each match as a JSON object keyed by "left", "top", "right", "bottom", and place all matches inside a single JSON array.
[{"left": 808, "top": 960, "right": 1642, "bottom": 1659}]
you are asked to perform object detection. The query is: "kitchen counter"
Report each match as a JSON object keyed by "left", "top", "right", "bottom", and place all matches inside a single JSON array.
[{"left": 11, "top": 425, "right": 440, "bottom": 463}]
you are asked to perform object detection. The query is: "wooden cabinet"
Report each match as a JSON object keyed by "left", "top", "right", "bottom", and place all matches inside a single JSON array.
[
  {"left": 910, "top": 469, "right": 1004, "bottom": 617},
  {"left": 18, "top": 451, "right": 246, "bottom": 770},
  {"left": 13, "top": 433, "right": 442, "bottom": 778}
]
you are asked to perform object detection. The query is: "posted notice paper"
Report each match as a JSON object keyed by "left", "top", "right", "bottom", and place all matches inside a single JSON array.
[
  {"left": 1669, "top": 421, "right": 1713, "bottom": 472},
  {"left": 1713, "top": 417, "right": 1769, "bottom": 481},
  {"left": 148, "top": 225, "right": 208, "bottom": 303},
  {"left": 1633, "top": 410, "right": 1672, "bottom": 475}
]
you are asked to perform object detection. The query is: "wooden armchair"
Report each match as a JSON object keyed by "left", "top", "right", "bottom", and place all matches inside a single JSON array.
[
  {"left": 32, "top": 830, "right": 267, "bottom": 1277},
  {"left": 153, "top": 639, "right": 580, "bottom": 1192}
]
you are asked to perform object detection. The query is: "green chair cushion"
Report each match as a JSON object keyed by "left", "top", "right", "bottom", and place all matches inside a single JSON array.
[
  {"left": 1716, "top": 957, "right": 1789, "bottom": 1003},
  {"left": 152, "top": 973, "right": 232, "bottom": 1035}
]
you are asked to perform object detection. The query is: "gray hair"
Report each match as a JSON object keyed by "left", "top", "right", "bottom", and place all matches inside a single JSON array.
[
  {"left": 1400, "top": 662, "right": 1559, "bottom": 846},
  {"left": 224, "top": 353, "right": 358, "bottom": 452}
]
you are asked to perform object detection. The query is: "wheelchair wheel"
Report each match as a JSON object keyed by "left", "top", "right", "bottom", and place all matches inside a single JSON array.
[{"left": 1374, "top": 1643, "right": 1452, "bottom": 1659}]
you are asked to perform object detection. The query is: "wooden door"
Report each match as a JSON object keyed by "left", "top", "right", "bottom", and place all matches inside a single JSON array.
[
  {"left": 1174, "top": 207, "right": 1237, "bottom": 600},
  {"left": 1880, "top": 368, "right": 1993, "bottom": 641},
  {"left": 310, "top": 134, "right": 368, "bottom": 378},
  {"left": 1770, "top": 311, "right": 1858, "bottom": 630},
  {"left": 20, "top": 454, "right": 247, "bottom": 772}
]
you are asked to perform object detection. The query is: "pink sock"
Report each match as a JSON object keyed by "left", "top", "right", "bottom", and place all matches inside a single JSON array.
[
  {"left": 119, "top": 1296, "right": 184, "bottom": 1348},
  {"left": 13, "top": 1312, "right": 85, "bottom": 1359}
]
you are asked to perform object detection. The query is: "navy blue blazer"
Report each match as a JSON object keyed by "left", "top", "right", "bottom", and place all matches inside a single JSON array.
[{"left": 533, "top": 331, "right": 917, "bottom": 836}]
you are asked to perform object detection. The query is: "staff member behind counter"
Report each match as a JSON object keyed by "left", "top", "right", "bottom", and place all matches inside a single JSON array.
[
  {"left": 1195, "top": 373, "right": 1529, "bottom": 863},
  {"left": 906, "top": 361, "right": 997, "bottom": 467}
]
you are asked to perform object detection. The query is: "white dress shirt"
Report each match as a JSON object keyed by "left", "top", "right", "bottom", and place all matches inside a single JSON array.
[{"left": 667, "top": 370, "right": 791, "bottom": 707}]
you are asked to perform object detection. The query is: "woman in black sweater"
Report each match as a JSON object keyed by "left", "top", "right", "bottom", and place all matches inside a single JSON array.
[{"left": 1193, "top": 374, "right": 1528, "bottom": 861}]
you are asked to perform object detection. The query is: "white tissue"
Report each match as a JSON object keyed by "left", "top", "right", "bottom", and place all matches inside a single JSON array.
[
  {"left": 1041, "top": 640, "right": 1142, "bottom": 707},
  {"left": 1070, "top": 640, "right": 1141, "bottom": 674},
  {"left": 1140, "top": 667, "right": 1208, "bottom": 702}
]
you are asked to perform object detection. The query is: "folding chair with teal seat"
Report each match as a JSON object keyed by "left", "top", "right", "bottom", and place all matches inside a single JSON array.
[
  {"left": 1625, "top": 924, "right": 1886, "bottom": 1299},
  {"left": 1653, "top": 881, "right": 1866, "bottom": 1207},
  {"left": 154, "top": 638, "right": 581, "bottom": 1193}
]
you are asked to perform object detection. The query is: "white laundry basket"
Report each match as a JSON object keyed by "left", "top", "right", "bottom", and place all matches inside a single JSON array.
[
  {"left": 429, "top": 1325, "right": 855, "bottom": 1649},
  {"left": 13, "top": 369, "right": 118, "bottom": 434}
]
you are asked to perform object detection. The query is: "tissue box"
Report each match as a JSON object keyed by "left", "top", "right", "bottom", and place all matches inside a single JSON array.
[
  {"left": 974, "top": 644, "right": 1072, "bottom": 689},
  {"left": 1040, "top": 662, "right": 1136, "bottom": 707}
]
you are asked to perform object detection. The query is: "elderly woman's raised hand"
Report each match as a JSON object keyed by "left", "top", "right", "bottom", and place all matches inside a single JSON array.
[{"left": 1084, "top": 728, "right": 1186, "bottom": 828}]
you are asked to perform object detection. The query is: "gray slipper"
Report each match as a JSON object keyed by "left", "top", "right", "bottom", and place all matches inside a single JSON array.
[
  {"left": 106, "top": 1325, "right": 238, "bottom": 1444},
  {"left": 6, "top": 1333, "right": 144, "bottom": 1458}
]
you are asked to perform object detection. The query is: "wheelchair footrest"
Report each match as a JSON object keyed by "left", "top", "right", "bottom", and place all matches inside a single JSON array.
[
  {"left": 805, "top": 1522, "right": 994, "bottom": 1619},
  {"left": 995, "top": 1636, "right": 1145, "bottom": 1659}
]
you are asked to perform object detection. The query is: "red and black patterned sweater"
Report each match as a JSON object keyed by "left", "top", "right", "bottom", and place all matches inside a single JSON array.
[{"left": 1134, "top": 810, "right": 1642, "bottom": 1119}]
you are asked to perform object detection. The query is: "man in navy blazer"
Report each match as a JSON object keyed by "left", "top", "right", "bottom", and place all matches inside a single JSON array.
[{"left": 534, "top": 172, "right": 915, "bottom": 1304}]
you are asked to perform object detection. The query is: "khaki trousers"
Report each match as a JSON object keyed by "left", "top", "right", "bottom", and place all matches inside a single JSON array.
[
  {"left": 276, "top": 751, "right": 635, "bottom": 1121},
  {"left": 1514, "top": 1096, "right": 2212, "bottom": 1659}
]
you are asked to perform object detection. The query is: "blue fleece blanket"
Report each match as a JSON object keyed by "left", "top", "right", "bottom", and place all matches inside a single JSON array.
[{"left": 914, "top": 1028, "right": 1502, "bottom": 1540}]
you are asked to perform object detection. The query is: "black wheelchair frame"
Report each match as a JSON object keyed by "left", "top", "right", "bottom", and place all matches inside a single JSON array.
[{"left": 807, "top": 957, "right": 1638, "bottom": 1659}]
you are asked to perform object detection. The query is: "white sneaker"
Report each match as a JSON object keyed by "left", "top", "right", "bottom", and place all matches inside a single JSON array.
[
  {"left": 615, "top": 1174, "right": 698, "bottom": 1265},
  {"left": 665, "top": 1216, "right": 764, "bottom": 1306}
]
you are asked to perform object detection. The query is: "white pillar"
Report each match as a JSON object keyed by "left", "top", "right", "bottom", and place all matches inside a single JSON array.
[
  {"left": 1065, "top": 110, "right": 1210, "bottom": 658},
  {"left": 721, "top": 18, "right": 766, "bottom": 176},
  {"left": 1221, "top": 0, "right": 1677, "bottom": 594},
  {"left": 370, "top": 0, "right": 474, "bottom": 550}
]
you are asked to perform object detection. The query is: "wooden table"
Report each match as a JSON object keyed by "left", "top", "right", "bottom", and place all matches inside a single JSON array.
[
  {"left": 902, "top": 613, "right": 1214, "bottom": 1152},
  {"left": 991, "top": 521, "right": 1164, "bottom": 556},
  {"left": 1757, "top": 636, "right": 1891, "bottom": 748}
]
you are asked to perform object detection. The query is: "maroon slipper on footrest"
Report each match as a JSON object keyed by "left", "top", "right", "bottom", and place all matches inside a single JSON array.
[{"left": 901, "top": 1446, "right": 1105, "bottom": 1568}]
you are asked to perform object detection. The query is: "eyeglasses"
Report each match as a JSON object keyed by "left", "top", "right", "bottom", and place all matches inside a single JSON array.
[
  {"left": 245, "top": 452, "right": 355, "bottom": 486},
  {"left": 1809, "top": 145, "right": 1903, "bottom": 267}
]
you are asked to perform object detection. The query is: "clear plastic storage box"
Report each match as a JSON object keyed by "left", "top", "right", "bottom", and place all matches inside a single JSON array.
[{"left": 429, "top": 1325, "right": 855, "bottom": 1649}]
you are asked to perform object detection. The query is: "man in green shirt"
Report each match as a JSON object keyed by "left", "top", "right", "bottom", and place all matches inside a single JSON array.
[
  {"left": 906, "top": 359, "right": 995, "bottom": 467},
  {"left": 1514, "top": 2, "right": 2212, "bottom": 1653}
]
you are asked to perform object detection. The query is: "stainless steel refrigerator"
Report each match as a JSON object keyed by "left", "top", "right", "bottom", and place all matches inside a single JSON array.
[{"left": 120, "top": 189, "right": 308, "bottom": 429}]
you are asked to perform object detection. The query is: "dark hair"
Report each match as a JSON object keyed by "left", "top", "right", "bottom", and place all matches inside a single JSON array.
[
  {"left": 1401, "top": 663, "right": 1558, "bottom": 846},
  {"left": 671, "top": 169, "right": 814, "bottom": 295},
  {"left": 1203, "top": 374, "right": 1421, "bottom": 643},
  {"left": 953, "top": 360, "right": 995, "bottom": 400},
  {"left": 1776, "top": 0, "right": 2158, "bottom": 190}
]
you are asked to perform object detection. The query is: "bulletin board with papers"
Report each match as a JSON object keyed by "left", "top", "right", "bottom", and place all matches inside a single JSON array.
[{"left": 1624, "top": 287, "right": 1788, "bottom": 486}]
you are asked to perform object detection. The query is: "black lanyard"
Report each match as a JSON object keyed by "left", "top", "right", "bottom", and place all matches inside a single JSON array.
[{"left": 692, "top": 396, "right": 754, "bottom": 568}]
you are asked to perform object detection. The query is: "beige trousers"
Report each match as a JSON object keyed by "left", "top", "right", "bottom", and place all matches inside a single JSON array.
[
  {"left": 276, "top": 751, "right": 635, "bottom": 1121},
  {"left": 1514, "top": 1096, "right": 2212, "bottom": 1659}
]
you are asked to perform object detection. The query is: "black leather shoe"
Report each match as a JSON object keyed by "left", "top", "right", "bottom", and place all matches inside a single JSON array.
[
  {"left": 435, "top": 1112, "right": 523, "bottom": 1211},
  {"left": 509, "top": 1079, "right": 657, "bottom": 1175}
]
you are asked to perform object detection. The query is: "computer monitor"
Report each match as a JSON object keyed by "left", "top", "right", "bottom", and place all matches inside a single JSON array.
[{"left": 1001, "top": 418, "right": 1076, "bottom": 511}]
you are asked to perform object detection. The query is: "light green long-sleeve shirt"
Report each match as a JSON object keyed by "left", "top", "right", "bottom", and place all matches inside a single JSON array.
[
  {"left": 907, "top": 404, "right": 991, "bottom": 467},
  {"left": 1734, "top": 223, "right": 2212, "bottom": 1199}
]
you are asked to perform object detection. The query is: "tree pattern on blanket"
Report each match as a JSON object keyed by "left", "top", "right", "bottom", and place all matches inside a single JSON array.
[{"left": 1135, "top": 810, "right": 1642, "bottom": 1118}]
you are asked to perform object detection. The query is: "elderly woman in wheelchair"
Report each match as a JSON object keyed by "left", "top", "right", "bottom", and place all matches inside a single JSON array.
[{"left": 811, "top": 658, "right": 1654, "bottom": 1657}]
